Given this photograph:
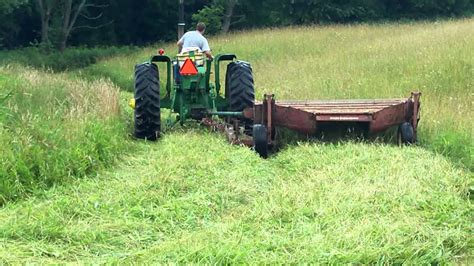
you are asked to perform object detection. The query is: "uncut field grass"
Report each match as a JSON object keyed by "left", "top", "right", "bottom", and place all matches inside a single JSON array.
[
  {"left": 0, "top": 65, "right": 130, "bottom": 204},
  {"left": 0, "top": 19, "right": 473, "bottom": 263}
]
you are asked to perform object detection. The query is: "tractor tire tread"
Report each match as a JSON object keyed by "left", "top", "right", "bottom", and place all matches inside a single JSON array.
[
  {"left": 134, "top": 62, "right": 161, "bottom": 140},
  {"left": 225, "top": 61, "right": 255, "bottom": 112}
]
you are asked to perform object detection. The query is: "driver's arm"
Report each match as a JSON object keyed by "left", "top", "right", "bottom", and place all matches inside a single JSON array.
[
  {"left": 177, "top": 34, "right": 185, "bottom": 53},
  {"left": 177, "top": 40, "right": 183, "bottom": 53},
  {"left": 204, "top": 50, "right": 213, "bottom": 60},
  {"left": 202, "top": 39, "right": 212, "bottom": 59}
]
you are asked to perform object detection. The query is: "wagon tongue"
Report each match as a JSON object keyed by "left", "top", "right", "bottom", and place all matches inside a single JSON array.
[{"left": 180, "top": 58, "right": 198, "bottom": 76}]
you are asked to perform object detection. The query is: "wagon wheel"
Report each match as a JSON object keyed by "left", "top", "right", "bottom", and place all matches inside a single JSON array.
[
  {"left": 253, "top": 124, "right": 268, "bottom": 158},
  {"left": 397, "top": 122, "right": 415, "bottom": 145}
]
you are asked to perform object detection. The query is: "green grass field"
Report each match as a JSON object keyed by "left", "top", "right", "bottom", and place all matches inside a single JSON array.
[{"left": 0, "top": 19, "right": 472, "bottom": 263}]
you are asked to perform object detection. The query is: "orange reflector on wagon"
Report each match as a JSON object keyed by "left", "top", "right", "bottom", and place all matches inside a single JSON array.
[{"left": 179, "top": 58, "right": 198, "bottom": 76}]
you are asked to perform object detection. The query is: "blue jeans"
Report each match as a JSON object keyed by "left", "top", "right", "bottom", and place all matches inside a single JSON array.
[{"left": 173, "top": 62, "right": 181, "bottom": 84}]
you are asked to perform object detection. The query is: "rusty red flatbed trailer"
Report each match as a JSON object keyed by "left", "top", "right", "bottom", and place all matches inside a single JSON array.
[{"left": 204, "top": 92, "right": 421, "bottom": 157}]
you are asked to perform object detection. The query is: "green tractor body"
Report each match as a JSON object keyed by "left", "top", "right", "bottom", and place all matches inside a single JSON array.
[{"left": 133, "top": 51, "right": 254, "bottom": 140}]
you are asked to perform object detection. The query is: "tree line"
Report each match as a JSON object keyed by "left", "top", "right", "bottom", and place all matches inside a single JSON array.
[{"left": 1, "top": 0, "right": 472, "bottom": 50}]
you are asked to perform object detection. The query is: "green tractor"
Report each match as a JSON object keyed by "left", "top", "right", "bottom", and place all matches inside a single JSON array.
[{"left": 131, "top": 50, "right": 255, "bottom": 141}]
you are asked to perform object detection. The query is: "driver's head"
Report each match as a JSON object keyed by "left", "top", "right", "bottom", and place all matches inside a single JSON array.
[{"left": 197, "top": 22, "right": 206, "bottom": 34}]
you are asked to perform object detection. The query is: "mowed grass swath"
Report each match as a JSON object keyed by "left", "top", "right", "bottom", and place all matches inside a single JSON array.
[
  {"left": 0, "top": 133, "right": 471, "bottom": 263},
  {"left": 0, "top": 19, "right": 472, "bottom": 263}
]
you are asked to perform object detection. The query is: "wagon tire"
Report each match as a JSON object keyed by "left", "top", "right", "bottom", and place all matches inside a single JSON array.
[
  {"left": 253, "top": 124, "right": 268, "bottom": 158},
  {"left": 397, "top": 122, "right": 415, "bottom": 145},
  {"left": 134, "top": 62, "right": 161, "bottom": 141}
]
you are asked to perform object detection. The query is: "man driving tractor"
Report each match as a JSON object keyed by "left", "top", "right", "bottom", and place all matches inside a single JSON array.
[{"left": 177, "top": 22, "right": 213, "bottom": 60}]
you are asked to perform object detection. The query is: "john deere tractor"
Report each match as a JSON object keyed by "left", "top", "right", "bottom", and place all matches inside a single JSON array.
[{"left": 131, "top": 50, "right": 255, "bottom": 140}]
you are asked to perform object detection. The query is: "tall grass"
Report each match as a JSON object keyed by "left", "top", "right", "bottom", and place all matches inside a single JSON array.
[
  {"left": 0, "top": 66, "right": 130, "bottom": 204},
  {"left": 80, "top": 19, "right": 473, "bottom": 169},
  {"left": 0, "top": 19, "right": 472, "bottom": 264},
  {"left": 0, "top": 86, "right": 11, "bottom": 122}
]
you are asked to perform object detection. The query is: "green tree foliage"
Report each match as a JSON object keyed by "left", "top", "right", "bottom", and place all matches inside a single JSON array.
[
  {"left": 285, "top": 0, "right": 382, "bottom": 23},
  {"left": 0, "top": 0, "right": 473, "bottom": 49},
  {"left": 0, "top": 1, "right": 38, "bottom": 49},
  {"left": 0, "top": 0, "right": 28, "bottom": 15},
  {"left": 192, "top": 5, "right": 224, "bottom": 35},
  {"left": 400, "top": 0, "right": 473, "bottom": 17}
]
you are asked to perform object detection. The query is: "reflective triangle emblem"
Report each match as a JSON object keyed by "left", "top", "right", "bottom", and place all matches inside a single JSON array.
[{"left": 180, "top": 58, "right": 198, "bottom": 76}]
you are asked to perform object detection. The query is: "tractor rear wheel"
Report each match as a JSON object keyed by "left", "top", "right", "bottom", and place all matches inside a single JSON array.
[
  {"left": 225, "top": 61, "right": 255, "bottom": 111},
  {"left": 134, "top": 62, "right": 161, "bottom": 140}
]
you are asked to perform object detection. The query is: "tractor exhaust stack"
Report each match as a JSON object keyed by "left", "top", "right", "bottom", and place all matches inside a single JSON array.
[{"left": 178, "top": 0, "right": 185, "bottom": 40}]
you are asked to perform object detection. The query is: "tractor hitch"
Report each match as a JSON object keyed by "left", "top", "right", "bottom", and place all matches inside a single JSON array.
[
  {"left": 209, "top": 111, "right": 244, "bottom": 117},
  {"left": 202, "top": 95, "right": 277, "bottom": 158},
  {"left": 201, "top": 118, "right": 253, "bottom": 147}
]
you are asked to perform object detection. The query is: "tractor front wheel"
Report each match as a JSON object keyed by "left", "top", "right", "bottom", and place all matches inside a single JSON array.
[{"left": 134, "top": 62, "right": 161, "bottom": 140}]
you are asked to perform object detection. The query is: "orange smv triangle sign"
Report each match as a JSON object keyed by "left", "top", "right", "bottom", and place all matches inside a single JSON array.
[{"left": 180, "top": 58, "right": 198, "bottom": 76}]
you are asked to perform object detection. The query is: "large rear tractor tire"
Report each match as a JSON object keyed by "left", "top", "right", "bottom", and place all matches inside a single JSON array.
[
  {"left": 225, "top": 61, "right": 255, "bottom": 111},
  {"left": 134, "top": 62, "right": 161, "bottom": 141}
]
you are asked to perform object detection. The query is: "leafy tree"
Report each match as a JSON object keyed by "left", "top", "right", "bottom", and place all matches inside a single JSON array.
[
  {"left": 35, "top": 0, "right": 111, "bottom": 51},
  {"left": 1, "top": 0, "right": 473, "bottom": 49},
  {"left": 193, "top": 0, "right": 249, "bottom": 34},
  {"left": 192, "top": 5, "right": 224, "bottom": 35},
  {"left": 36, "top": 0, "right": 55, "bottom": 45},
  {"left": 0, "top": 0, "right": 35, "bottom": 49},
  {"left": 0, "top": 0, "right": 28, "bottom": 15},
  {"left": 58, "top": 0, "right": 88, "bottom": 52},
  {"left": 221, "top": 0, "right": 239, "bottom": 33}
]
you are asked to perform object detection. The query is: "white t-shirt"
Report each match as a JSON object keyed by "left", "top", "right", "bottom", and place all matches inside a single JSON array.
[{"left": 179, "top": 31, "right": 210, "bottom": 52}]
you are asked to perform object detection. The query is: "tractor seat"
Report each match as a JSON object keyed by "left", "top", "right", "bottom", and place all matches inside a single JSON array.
[{"left": 177, "top": 49, "right": 205, "bottom": 67}]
